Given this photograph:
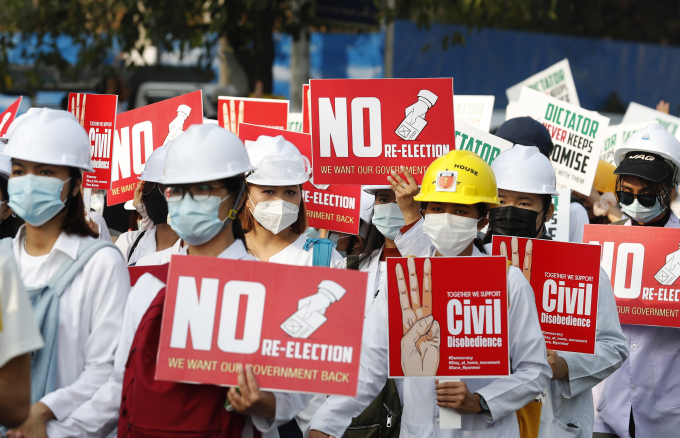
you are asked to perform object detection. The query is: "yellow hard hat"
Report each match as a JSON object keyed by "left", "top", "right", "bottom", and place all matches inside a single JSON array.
[
  {"left": 593, "top": 160, "right": 617, "bottom": 194},
  {"left": 414, "top": 150, "right": 500, "bottom": 205}
]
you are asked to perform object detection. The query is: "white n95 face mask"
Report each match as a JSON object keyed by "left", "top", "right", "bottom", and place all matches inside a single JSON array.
[
  {"left": 423, "top": 213, "right": 480, "bottom": 256},
  {"left": 250, "top": 197, "right": 300, "bottom": 235}
]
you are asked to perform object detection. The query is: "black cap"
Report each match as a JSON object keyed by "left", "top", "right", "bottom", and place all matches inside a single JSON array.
[
  {"left": 614, "top": 152, "right": 673, "bottom": 182},
  {"left": 496, "top": 117, "right": 554, "bottom": 157}
]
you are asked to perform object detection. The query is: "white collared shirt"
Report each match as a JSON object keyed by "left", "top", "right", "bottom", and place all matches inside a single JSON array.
[
  {"left": 311, "top": 240, "right": 552, "bottom": 438},
  {"left": 11, "top": 226, "right": 130, "bottom": 431},
  {"left": 51, "top": 239, "right": 311, "bottom": 438},
  {"left": 115, "top": 228, "right": 158, "bottom": 265},
  {"left": 135, "top": 237, "right": 184, "bottom": 266},
  {"left": 593, "top": 211, "right": 680, "bottom": 437}
]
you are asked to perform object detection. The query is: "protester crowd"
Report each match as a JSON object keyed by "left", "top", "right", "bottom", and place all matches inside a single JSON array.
[{"left": 1, "top": 100, "right": 677, "bottom": 438}]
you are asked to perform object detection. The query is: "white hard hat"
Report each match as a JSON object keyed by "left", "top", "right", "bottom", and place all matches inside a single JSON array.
[
  {"left": 491, "top": 145, "right": 559, "bottom": 195},
  {"left": 5, "top": 108, "right": 93, "bottom": 172},
  {"left": 0, "top": 153, "right": 10, "bottom": 179},
  {"left": 162, "top": 124, "right": 253, "bottom": 185},
  {"left": 362, "top": 185, "right": 391, "bottom": 195},
  {"left": 246, "top": 135, "right": 310, "bottom": 186},
  {"left": 0, "top": 108, "right": 39, "bottom": 144},
  {"left": 614, "top": 123, "right": 680, "bottom": 172},
  {"left": 139, "top": 145, "right": 168, "bottom": 183}
]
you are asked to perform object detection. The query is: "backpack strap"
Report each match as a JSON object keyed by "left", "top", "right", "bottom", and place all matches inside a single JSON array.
[
  {"left": 303, "top": 238, "right": 334, "bottom": 267},
  {"left": 45, "top": 239, "right": 120, "bottom": 297},
  {"left": 127, "top": 230, "right": 147, "bottom": 263}
]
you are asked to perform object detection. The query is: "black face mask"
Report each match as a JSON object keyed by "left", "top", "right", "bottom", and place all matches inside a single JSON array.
[
  {"left": 488, "top": 206, "right": 543, "bottom": 238},
  {"left": 144, "top": 188, "right": 168, "bottom": 225}
]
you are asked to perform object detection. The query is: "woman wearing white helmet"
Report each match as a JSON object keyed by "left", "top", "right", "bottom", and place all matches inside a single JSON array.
[
  {"left": 115, "top": 145, "right": 180, "bottom": 265},
  {"left": 593, "top": 123, "right": 680, "bottom": 438},
  {"left": 61, "top": 124, "right": 311, "bottom": 438},
  {"left": 242, "top": 135, "right": 343, "bottom": 267},
  {"left": 2, "top": 109, "right": 129, "bottom": 438},
  {"left": 488, "top": 146, "right": 627, "bottom": 438}
]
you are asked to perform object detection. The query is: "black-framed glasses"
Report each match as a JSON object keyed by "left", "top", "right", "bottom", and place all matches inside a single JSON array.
[
  {"left": 142, "top": 182, "right": 164, "bottom": 196},
  {"left": 164, "top": 184, "right": 227, "bottom": 203},
  {"left": 616, "top": 191, "right": 658, "bottom": 208}
]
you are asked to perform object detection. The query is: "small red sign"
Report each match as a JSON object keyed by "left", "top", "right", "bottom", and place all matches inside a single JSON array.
[
  {"left": 0, "top": 97, "right": 22, "bottom": 137},
  {"left": 491, "top": 236, "right": 600, "bottom": 354},
  {"left": 68, "top": 93, "right": 118, "bottom": 189},
  {"left": 584, "top": 224, "right": 680, "bottom": 327},
  {"left": 303, "top": 84, "right": 311, "bottom": 134},
  {"left": 310, "top": 78, "right": 456, "bottom": 185},
  {"left": 218, "top": 97, "right": 289, "bottom": 136},
  {"left": 108, "top": 91, "right": 203, "bottom": 205},
  {"left": 156, "top": 255, "right": 368, "bottom": 396},
  {"left": 386, "top": 256, "right": 510, "bottom": 378},
  {"left": 238, "top": 123, "right": 361, "bottom": 235}
]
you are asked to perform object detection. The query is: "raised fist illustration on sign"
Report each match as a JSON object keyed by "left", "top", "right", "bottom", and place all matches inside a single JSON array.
[
  {"left": 395, "top": 90, "right": 439, "bottom": 141},
  {"left": 397, "top": 257, "right": 440, "bottom": 376},
  {"left": 163, "top": 104, "right": 192, "bottom": 145}
]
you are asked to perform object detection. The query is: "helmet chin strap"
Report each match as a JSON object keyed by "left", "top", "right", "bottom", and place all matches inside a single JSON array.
[{"left": 220, "top": 178, "right": 246, "bottom": 235}]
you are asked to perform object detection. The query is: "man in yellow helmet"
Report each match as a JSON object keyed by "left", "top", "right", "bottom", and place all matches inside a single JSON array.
[{"left": 309, "top": 150, "right": 550, "bottom": 437}]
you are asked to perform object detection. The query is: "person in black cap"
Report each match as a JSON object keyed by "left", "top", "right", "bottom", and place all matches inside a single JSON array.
[
  {"left": 593, "top": 123, "right": 680, "bottom": 438},
  {"left": 495, "top": 117, "right": 589, "bottom": 242},
  {"left": 495, "top": 116, "right": 554, "bottom": 158}
]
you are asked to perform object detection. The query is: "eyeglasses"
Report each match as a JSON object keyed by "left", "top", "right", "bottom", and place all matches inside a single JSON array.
[
  {"left": 142, "top": 182, "right": 164, "bottom": 196},
  {"left": 164, "top": 184, "right": 227, "bottom": 203},
  {"left": 616, "top": 191, "right": 658, "bottom": 208}
]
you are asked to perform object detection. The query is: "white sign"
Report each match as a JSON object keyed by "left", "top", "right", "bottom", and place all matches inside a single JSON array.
[
  {"left": 621, "top": 102, "right": 680, "bottom": 141},
  {"left": 601, "top": 122, "right": 648, "bottom": 164},
  {"left": 455, "top": 121, "right": 512, "bottom": 166},
  {"left": 454, "top": 95, "right": 495, "bottom": 132},
  {"left": 516, "top": 87, "right": 610, "bottom": 196},
  {"left": 548, "top": 187, "right": 572, "bottom": 242},
  {"left": 288, "top": 113, "right": 304, "bottom": 133},
  {"left": 506, "top": 59, "right": 580, "bottom": 106}
]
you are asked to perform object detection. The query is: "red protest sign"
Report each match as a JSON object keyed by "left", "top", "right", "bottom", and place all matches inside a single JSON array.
[
  {"left": 584, "top": 224, "right": 680, "bottom": 327},
  {"left": 303, "top": 84, "right": 311, "bottom": 134},
  {"left": 68, "top": 93, "right": 118, "bottom": 189},
  {"left": 0, "top": 97, "right": 22, "bottom": 137},
  {"left": 386, "top": 256, "right": 510, "bottom": 378},
  {"left": 491, "top": 236, "right": 600, "bottom": 354},
  {"left": 156, "top": 255, "right": 368, "bottom": 396},
  {"left": 310, "top": 78, "right": 455, "bottom": 185},
  {"left": 238, "top": 123, "right": 362, "bottom": 234},
  {"left": 109, "top": 91, "right": 203, "bottom": 205},
  {"left": 218, "top": 96, "right": 289, "bottom": 136}
]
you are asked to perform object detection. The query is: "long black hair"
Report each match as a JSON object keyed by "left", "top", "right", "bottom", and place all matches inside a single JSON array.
[
  {"left": 61, "top": 168, "right": 97, "bottom": 238},
  {"left": 0, "top": 177, "right": 23, "bottom": 238},
  {"left": 222, "top": 175, "right": 248, "bottom": 248},
  {"left": 347, "top": 214, "right": 385, "bottom": 271}
]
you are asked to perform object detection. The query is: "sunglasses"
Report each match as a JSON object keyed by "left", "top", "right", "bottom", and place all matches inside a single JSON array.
[{"left": 616, "top": 191, "right": 658, "bottom": 208}]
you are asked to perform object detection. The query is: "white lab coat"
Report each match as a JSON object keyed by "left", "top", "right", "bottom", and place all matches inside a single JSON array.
[
  {"left": 135, "top": 237, "right": 183, "bottom": 266},
  {"left": 336, "top": 249, "right": 383, "bottom": 317},
  {"left": 310, "top": 242, "right": 551, "bottom": 438},
  {"left": 9, "top": 227, "right": 129, "bottom": 437},
  {"left": 115, "top": 228, "right": 157, "bottom": 265},
  {"left": 569, "top": 203, "right": 589, "bottom": 243},
  {"left": 593, "top": 211, "right": 680, "bottom": 437},
  {"left": 50, "top": 239, "right": 312, "bottom": 438},
  {"left": 538, "top": 266, "right": 628, "bottom": 438}
]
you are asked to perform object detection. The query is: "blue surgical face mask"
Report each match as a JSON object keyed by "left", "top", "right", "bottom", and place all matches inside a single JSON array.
[
  {"left": 372, "top": 203, "right": 405, "bottom": 240},
  {"left": 168, "top": 193, "right": 232, "bottom": 245},
  {"left": 620, "top": 198, "right": 665, "bottom": 223},
  {"left": 8, "top": 175, "right": 70, "bottom": 226}
]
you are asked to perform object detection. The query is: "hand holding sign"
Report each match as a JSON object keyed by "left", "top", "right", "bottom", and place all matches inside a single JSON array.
[
  {"left": 397, "top": 258, "right": 440, "bottom": 376},
  {"left": 499, "top": 237, "right": 532, "bottom": 283},
  {"left": 227, "top": 364, "right": 276, "bottom": 417},
  {"left": 388, "top": 167, "right": 421, "bottom": 225},
  {"left": 435, "top": 380, "right": 483, "bottom": 414}
]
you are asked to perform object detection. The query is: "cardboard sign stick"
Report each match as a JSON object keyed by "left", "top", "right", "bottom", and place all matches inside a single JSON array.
[{"left": 439, "top": 377, "right": 461, "bottom": 429}]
